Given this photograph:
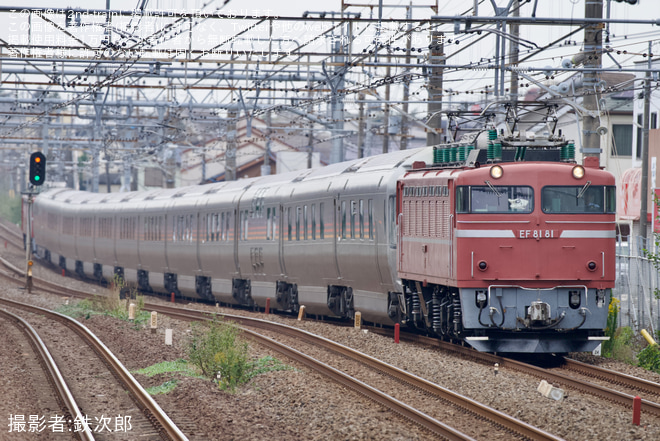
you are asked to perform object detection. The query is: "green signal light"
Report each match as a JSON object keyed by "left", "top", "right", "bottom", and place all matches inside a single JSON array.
[{"left": 35, "top": 176, "right": 40, "bottom": 181}]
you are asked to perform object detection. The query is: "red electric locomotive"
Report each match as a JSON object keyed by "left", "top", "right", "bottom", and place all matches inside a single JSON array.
[{"left": 394, "top": 131, "right": 615, "bottom": 354}]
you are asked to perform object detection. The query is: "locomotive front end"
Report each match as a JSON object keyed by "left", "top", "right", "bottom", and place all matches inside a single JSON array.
[
  {"left": 455, "top": 162, "right": 615, "bottom": 353},
  {"left": 396, "top": 148, "right": 616, "bottom": 354}
]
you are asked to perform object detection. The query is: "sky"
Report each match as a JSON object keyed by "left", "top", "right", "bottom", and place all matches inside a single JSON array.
[
  {"left": 1, "top": 1, "right": 657, "bottom": 113},
  {"left": 3, "top": 1, "right": 655, "bottom": 68},
  {"left": 1, "top": 0, "right": 658, "bottom": 162}
]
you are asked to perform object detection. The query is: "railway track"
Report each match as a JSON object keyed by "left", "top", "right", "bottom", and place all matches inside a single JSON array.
[
  {"left": 0, "top": 254, "right": 561, "bottom": 441},
  {"left": 0, "top": 219, "right": 23, "bottom": 249},
  {"left": 0, "top": 307, "right": 95, "bottom": 441},
  {"left": 559, "top": 357, "right": 660, "bottom": 400},
  {"left": 23, "top": 252, "right": 659, "bottom": 423},
  {"left": 378, "top": 331, "right": 660, "bottom": 418},
  {"left": 0, "top": 294, "right": 188, "bottom": 441},
  {"left": 1, "top": 222, "right": 658, "bottom": 438},
  {"left": 149, "top": 305, "right": 564, "bottom": 441}
]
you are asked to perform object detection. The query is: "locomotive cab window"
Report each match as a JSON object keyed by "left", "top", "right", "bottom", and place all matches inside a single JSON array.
[
  {"left": 456, "top": 186, "right": 533, "bottom": 213},
  {"left": 542, "top": 185, "right": 616, "bottom": 214}
]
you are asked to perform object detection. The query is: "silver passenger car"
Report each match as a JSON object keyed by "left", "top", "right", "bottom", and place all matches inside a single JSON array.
[{"left": 31, "top": 147, "right": 433, "bottom": 324}]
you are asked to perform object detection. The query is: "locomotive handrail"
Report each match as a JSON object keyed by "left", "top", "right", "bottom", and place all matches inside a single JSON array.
[
  {"left": 487, "top": 284, "right": 588, "bottom": 307},
  {"left": 544, "top": 220, "right": 616, "bottom": 224},
  {"left": 457, "top": 220, "right": 530, "bottom": 223},
  {"left": 449, "top": 213, "right": 454, "bottom": 278},
  {"left": 397, "top": 212, "right": 403, "bottom": 271}
]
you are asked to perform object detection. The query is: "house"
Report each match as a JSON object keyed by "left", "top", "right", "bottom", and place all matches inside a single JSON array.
[{"left": 178, "top": 114, "right": 324, "bottom": 186}]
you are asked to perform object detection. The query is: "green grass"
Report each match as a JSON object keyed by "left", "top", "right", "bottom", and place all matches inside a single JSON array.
[
  {"left": 245, "top": 355, "right": 294, "bottom": 381},
  {"left": 56, "top": 299, "right": 101, "bottom": 320},
  {"left": 145, "top": 380, "right": 179, "bottom": 395},
  {"left": 0, "top": 193, "right": 21, "bottom": 225},
  {"left": 132, "top": 359, "right": 205, "bottom": 396},
  {"left": 188, "top": 319, "right": 294, "bottom": 392},
  {"left": 56, "top": 295, "right": 151, "bottom": 329},
  {"left": 133, "top": 359, "right": 202, "bottom": 378}
]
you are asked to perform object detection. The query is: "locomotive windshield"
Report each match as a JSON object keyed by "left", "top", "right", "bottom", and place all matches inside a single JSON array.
[
  {"left": 456, "top": 186, "right": 533, "bottom": 213},
  {"left": 541, "top": 185, "right": 616, "bottom": 214}
]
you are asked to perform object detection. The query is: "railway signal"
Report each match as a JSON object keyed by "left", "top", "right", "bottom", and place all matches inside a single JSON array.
[{"left": 29, "top": 152, "right": 46, "bottom": 186}]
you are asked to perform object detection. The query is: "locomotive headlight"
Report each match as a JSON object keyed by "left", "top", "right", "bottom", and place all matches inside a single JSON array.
[
  {"left": 569, "top": 290, "right": 581, "bottom": 309},
  {"left": 572, "top": 165, "right": 585, "bottom": 179},
  {"left": 587, "top": 261, "right": 597, "bottom": 272},
  {"left": 490, "top": 165, "right": 503, "bottom": 179},
  {"left": 476, "top": 291, "right": 487, "bottom": 308}
]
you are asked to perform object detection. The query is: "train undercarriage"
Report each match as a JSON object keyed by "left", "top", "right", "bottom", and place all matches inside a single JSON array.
[
  {"left": 390, "top": 281, "right": 464, "bottom": 341},
  {"left": 392, "top": 280, "right": 610, "bottom": 354}
]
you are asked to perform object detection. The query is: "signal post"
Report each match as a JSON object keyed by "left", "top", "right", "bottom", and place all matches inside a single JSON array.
[{"left": 24, "top": 152, "right": 47, "bottom": 293}]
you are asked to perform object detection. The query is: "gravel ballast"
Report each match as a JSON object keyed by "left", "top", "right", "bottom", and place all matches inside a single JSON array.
[{"left": 1, "top": 251, "right": 660, "bottom": 440}]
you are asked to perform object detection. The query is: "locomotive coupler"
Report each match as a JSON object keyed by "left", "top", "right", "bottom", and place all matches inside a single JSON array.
[{"left": 528, "top": 301, "right": 551, "bottom": 322}]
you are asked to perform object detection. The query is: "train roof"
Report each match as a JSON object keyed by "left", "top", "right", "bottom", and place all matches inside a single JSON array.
[{"left": 36, "top": 146, "right": 433, "bottom": 205}]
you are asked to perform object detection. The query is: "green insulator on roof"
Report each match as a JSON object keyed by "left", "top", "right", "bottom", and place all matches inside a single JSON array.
[
  {"left": 458, "top": 145, "right": 467, "bottom": 161},
  {"left": 493, "top": 142, "right": 502, "bottom": 161},
  {"left": 567, "top": 142, "right": 575, "bottom": 161}
]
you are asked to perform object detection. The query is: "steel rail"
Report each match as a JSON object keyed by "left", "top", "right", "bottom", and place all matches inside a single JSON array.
[
  {"left": 1, "top": 250, "right": 655, "bottom": 434},
  {"left": 0, "top": 296, "right": 189, "bottom": 441},
  {"left": 378, "top": 331, "right": 660, "bottom": 418},
  {"left": 0, "top": 307, "right": 95, "bottom": 441},
  {"left": 0, "top": 254, "right": 557, "bottom": 441},
  {"left": 243, "top": 327, "right": 475, "bottom": 441},
  {"left": 0, "top": 221, "right": 23, "bottom": 249},
  {"left": 127, "top": 305, "right": 562, "bottom": 441},
  {"left": 562, "top": 357, "right": 660, "bottom": 398},
  {"left": 0, "top": 262, "right": 476, "bottom": 440}
]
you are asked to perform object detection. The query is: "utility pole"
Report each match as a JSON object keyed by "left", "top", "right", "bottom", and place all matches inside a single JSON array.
[
  {"left": 426, "top": 30, "right": 444, "bottom": 146},
  {"left": 92, "top": 101, "right": 102, "bottom": 193},
  {"left": 357, "top": 93, "right": 365, "bottom": 158},
  {"left": 226, "top": 110, "right": 237, "bottom": 181},
  {"left": 382, "top": 57, "right": 391, "bottom": 155},
  {"left": 639, "top": 40, "right": 652, "bottom": 238},
  {"left": 581, "top": 0, "right": 604, "bottom": 163},
  {"left": 509, "top": 0, "right": 520, "bottom": 101},
  {"left": 262, "top": 110, "right": 272, "bottom": 176},
  {"left": 400, "top": 3, "right": 412, "bottom": 151},
  {"left": 328, "top": 40, "right": 346, "bottom": 164},
  {"left": 307, "top": 119, "right": 315, "bottom": 168},
  {"left": 105, "top": 154, "right": 111, "bottom": 192}
]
